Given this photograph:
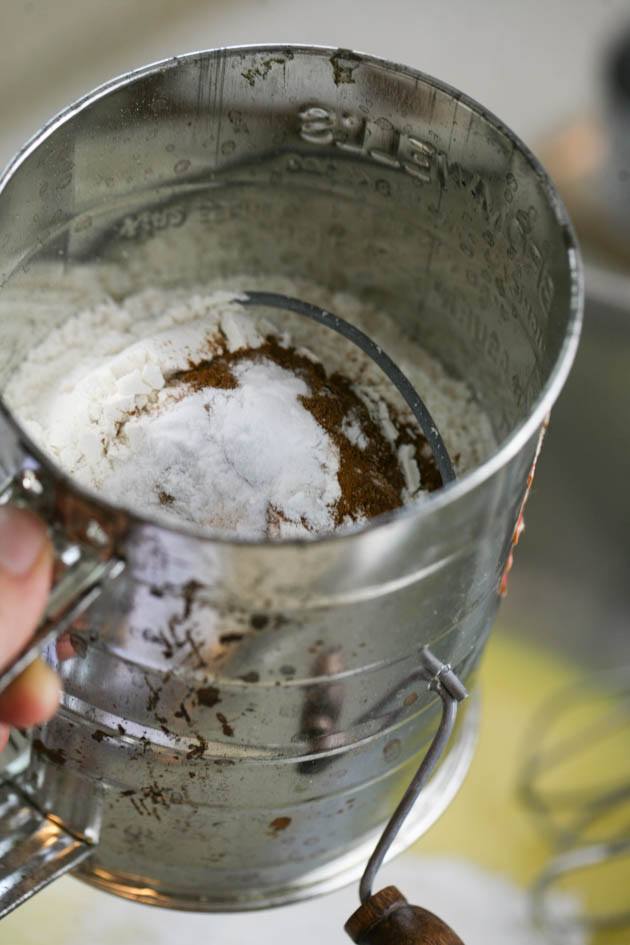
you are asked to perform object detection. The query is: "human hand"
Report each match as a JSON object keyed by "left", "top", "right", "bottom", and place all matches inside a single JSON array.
[{"left": 0, "top": 507, "right": 60, "bottom": 751}]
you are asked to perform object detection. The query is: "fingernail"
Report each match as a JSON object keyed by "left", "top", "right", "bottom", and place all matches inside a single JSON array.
[{"left": 0, "top": 507, "right": 48, "bottom": 577}]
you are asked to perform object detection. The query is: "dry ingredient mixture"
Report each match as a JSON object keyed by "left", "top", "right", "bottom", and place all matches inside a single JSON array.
[{"left": 6, "top": 282, "right": 495, "bottom": 539}]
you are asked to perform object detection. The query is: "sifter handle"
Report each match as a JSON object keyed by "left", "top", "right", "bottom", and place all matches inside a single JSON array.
[
  {"left": 345, "top": 886, "right": 464, "bottom": 945},
  {"left": 0, "top": 465, "right": 125, "bottom": 696},
  {"left": 0, "top": 461, "right": 121, "bottom": 917},
  {"left": 345, "top": 650, "right": 469, "bottom": 945},
  {"left": 0, "top": 778, "right": 94, "bottom": 919},
  {"left": 0, "top": 556, "right": 124, "bottom": 696}
]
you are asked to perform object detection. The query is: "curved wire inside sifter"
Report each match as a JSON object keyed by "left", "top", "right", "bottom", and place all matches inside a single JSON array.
[{"left": 238, "top": 292, "right": 456, "bottom": 487}]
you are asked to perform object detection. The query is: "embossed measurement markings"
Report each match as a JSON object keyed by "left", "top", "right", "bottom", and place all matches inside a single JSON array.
[
  {"left": 298, "top": 104, "right": 556, "bottom": 333},
  {"left": 299, "top": 106, "right": 434, "bottom": 182}
]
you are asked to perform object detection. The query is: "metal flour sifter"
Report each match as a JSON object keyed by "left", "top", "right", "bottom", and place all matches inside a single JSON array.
[{"left": 0, "top": 46, "right": 581, "bottom": 942}]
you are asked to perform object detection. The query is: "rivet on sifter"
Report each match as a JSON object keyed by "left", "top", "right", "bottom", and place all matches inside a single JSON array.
[
  {"left": 85, "top": 519, "right": 109, "bottom": 548},
  {"left": 58, "top": 542, "right": 82, "bottom": 568},
  {"left": 20, "top": 468, "right": 44, "bottom": 495}
]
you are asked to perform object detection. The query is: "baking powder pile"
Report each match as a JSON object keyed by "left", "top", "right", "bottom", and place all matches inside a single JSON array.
[{"left": 5, "top": 282, "right": 495, "bottom": 539}]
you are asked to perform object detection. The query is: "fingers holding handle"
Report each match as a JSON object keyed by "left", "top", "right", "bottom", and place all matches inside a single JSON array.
[{"left": 0, "top": 507, "right": 60, "bottom": 742}]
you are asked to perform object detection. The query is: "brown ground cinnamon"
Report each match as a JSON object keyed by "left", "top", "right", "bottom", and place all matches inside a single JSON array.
[{"left": 170, "top": 337, "right": 441, "bottom": 530}]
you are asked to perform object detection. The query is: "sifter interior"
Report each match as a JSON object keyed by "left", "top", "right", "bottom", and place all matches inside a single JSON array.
[
  {"left": 237, "top": 290, "right": 456, "bottom": 485},
  {"left": 0, "top": 46, "right": 581, "bottom": 914}
]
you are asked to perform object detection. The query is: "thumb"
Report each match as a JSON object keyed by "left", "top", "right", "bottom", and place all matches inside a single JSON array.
[
  {"left": 0, "top": 506, "right": 53, "bottom": 669},
  {"left": 0, "top": 507, "right": 59, "bottom": 733}
]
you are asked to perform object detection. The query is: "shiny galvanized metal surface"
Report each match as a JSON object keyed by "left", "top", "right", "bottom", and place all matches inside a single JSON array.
[
  {"left": 0, "top": 46, "right": 581, "bottom": 912},
  {"left": 0, "top": 781, "right": 92, "bottom": 918}
]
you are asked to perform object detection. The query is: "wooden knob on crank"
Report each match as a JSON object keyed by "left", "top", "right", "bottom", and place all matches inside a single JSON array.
[{"left": 345, "top": 886, "right": 464, "bottom": 945}]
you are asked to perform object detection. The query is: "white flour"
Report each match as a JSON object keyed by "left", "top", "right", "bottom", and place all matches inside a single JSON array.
[
  {"left": 102, "top": 356, "right": 342, "bottom": 538},
  {"left": 5, "top": 281, "right": 495, "bottom": 539}
]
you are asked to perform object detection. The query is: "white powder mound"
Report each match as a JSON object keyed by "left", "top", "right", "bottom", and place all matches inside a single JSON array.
[
  {"left": 102, "top": 358, "right": 341, "bottom": 537},
  {"left": 5, "top": 282, "right": 496, "bottom": 539}
]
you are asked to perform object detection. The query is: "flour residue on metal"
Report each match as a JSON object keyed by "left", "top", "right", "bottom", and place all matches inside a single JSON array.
[{"left": 5, "top": 280, "right": 494, "bottom": 538}]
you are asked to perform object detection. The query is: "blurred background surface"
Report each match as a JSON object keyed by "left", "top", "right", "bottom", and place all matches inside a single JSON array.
[
  {"left": 1, "top": 0, "right": 629, "bottom": 164},
  {"left": 1, "top": 1, "right": 629, "bottom": 943}
]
